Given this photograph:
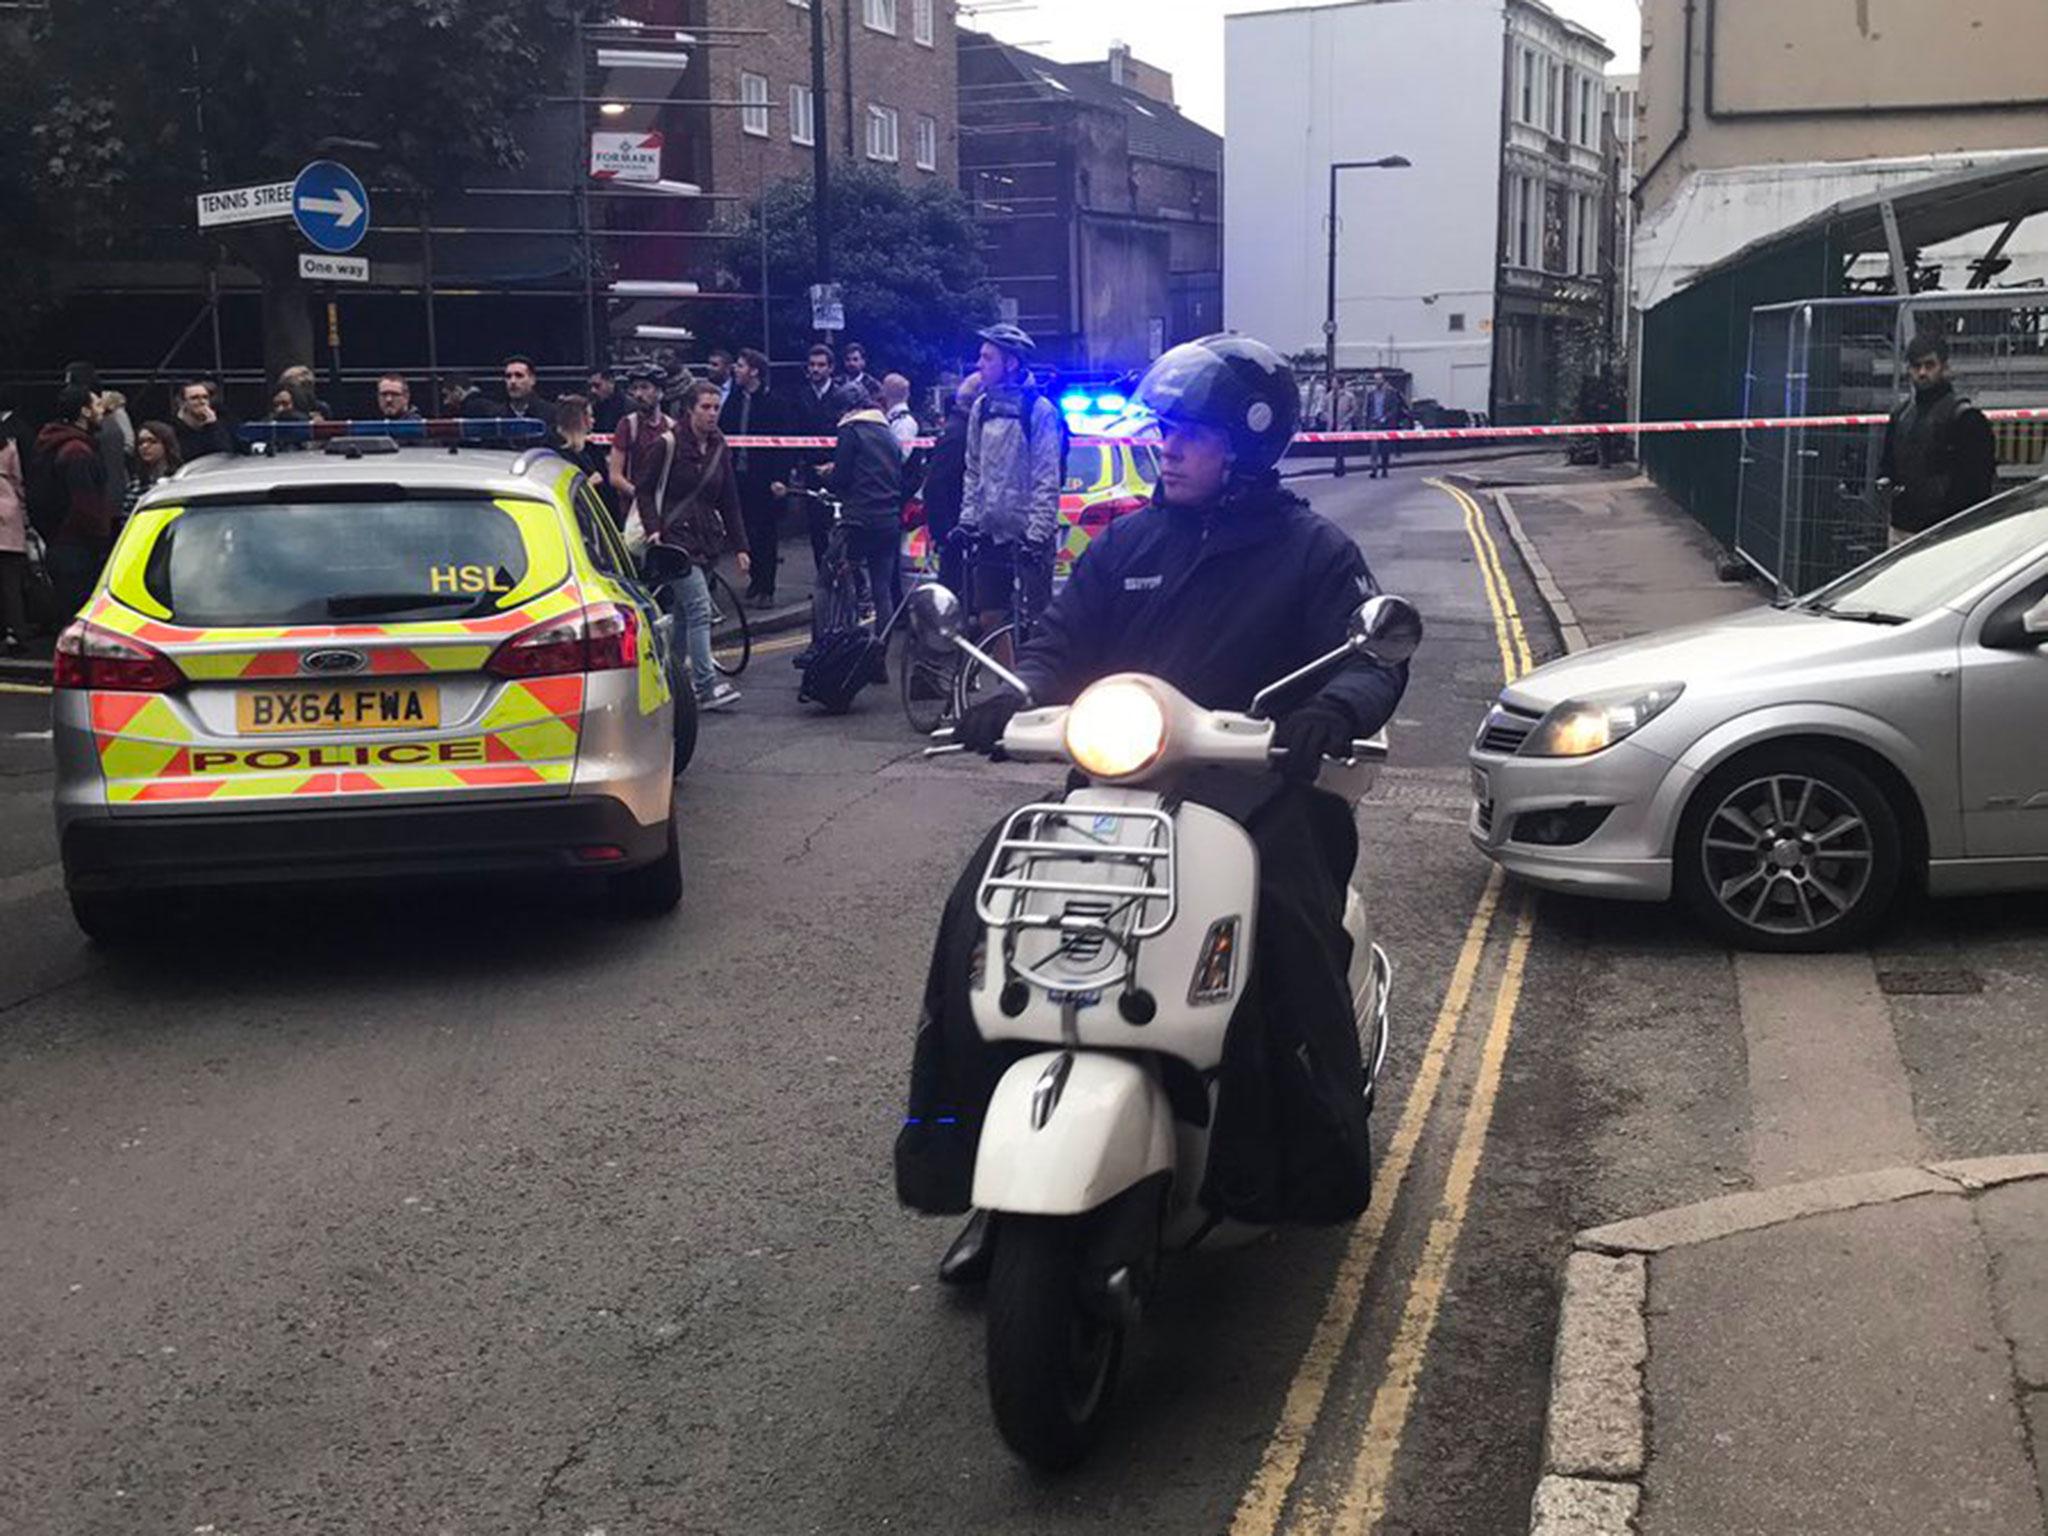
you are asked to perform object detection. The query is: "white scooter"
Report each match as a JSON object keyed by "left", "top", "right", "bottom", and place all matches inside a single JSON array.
[{"left": 907, "top": 585, "right": 1422, "bottom": 1469}]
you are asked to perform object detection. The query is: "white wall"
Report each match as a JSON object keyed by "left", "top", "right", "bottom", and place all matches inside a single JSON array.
[{"left": 1225, "top": 0, "right": 1507, "bottom": 412}]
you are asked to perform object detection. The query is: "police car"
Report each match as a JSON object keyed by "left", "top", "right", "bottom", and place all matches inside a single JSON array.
[{"left": 51, "top": 419, "right": 686, "bottom": 940}]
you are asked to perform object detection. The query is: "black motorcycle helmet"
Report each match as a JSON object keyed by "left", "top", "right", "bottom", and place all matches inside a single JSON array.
[{"left": 1129, "top": 333, "right": 1300, "bottom": 480}]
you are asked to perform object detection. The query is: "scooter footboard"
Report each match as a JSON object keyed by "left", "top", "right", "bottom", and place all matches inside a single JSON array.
[{"left": 972, "top": 1052, "right": 1176, "bottom": 1216}]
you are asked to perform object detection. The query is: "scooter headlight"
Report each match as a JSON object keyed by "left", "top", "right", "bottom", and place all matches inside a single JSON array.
[{"left": 1064, "top": 679, "right": 1168, "bottom": 779}]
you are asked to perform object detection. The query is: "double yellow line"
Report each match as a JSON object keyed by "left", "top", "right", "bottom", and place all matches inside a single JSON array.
[{"left": 1230, "top": 479, "right": 1539, "bottom": 1536}]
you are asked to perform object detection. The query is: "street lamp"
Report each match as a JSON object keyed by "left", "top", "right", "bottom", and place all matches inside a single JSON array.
[{"left": 1324, "top": 154, "right": 1411, "bottom": 469}]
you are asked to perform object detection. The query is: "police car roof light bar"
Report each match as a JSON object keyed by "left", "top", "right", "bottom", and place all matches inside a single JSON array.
[{"left": 234, "top": 418, "right": 549, "bottom": 448}]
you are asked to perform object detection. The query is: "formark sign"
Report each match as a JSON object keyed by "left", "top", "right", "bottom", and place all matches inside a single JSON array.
[{"left": 590, "top": 131, "right": 663, "bottom": 182}]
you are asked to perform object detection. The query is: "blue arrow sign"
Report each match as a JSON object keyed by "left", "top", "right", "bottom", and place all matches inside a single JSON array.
[{"left": 292, "top": 160, "right": 370, "bottom": 254}]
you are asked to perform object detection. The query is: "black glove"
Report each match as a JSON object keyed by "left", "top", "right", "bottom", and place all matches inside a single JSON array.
[
  {"left": 1272, "top": 699, "right": 1355, "bottom": 783},
  {"left": 958, "top": 689, "right": 1024, "bottom": 756}
]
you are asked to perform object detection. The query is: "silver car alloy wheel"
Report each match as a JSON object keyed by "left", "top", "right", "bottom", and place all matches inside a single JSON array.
[{"left": 1700, "top": 774, "right": 1876, "bottom": 937}]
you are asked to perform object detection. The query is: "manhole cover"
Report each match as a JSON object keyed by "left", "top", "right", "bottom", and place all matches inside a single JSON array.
[{"left": 1877, "top": 968, "right": 1984, "bottom": 997}]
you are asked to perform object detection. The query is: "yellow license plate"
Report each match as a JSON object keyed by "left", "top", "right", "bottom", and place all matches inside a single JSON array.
[{"left": 236, "top": 685, "right": 441, "bottom": 734}]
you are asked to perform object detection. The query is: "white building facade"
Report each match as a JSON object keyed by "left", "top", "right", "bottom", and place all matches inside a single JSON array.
[{"left": 1225, "top": 0, "right": 1615, "bottom": 423}]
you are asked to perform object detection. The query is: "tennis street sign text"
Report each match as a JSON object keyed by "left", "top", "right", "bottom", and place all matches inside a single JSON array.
[{"left": 196, "top": 181, "right": 296, "bottom": 229}]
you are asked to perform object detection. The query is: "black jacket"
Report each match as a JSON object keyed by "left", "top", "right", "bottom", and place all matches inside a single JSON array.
[
  {"left": 1015, "top": 478, "right": 1407, "bottom": 736},
  {"left": 1880, "top": 381, "right": 1998, "bottom": 534},
  {"left": 918, "top": 402, "right": 971, "bottom": 543},
  {"left": 173, "top": 416, "right": 234, "bottom": 463},
  {"left": 498, "top": 395, "right": 558, "bottom": 432},
  {"left": 826, "top": 410, "right": 904, "bottom": 532},
  {"left": 718, "top": 383, "right": 789, "bottom": 503}
]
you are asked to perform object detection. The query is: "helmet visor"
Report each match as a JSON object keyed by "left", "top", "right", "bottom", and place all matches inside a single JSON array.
[{"left": 1128, "top": 342, "right": 1246, "bottom": 436}]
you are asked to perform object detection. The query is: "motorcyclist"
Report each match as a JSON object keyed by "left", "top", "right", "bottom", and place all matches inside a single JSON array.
[{"left": 897, "top": 333, "right": 1410, "bottom": 1281}]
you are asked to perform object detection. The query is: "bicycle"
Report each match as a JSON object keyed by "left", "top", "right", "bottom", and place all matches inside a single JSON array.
[
  {"left": 705, "top": 565, "right": 751, "bottom": 677},
  {"left": 639, "top": 549, "right": 751, "bottom": 699},
  {"left": 790, "top": 487, "right": 900, "bottom": 636},
  {"left": 900, "top": 531, "right": 1044, "bottom": 735}
]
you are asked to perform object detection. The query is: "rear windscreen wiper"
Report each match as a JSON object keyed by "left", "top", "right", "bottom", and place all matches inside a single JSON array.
[{"left": 325, "top": 592, "right": 486, "bottom": 618}]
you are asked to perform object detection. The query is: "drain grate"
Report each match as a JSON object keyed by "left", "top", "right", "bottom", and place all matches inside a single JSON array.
[{"left": 1877, "top": 968, "right": 1985, "bottom": 997}]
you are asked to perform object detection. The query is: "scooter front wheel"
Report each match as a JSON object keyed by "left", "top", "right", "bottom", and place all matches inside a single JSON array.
[{"left": 986, "top": 1215, "right": 1123, "bottom": 1470}]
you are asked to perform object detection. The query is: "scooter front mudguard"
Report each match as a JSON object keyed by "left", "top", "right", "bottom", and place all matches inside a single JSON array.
[{"left": 971, "top": 1051, "right": 1176, "bottom": 1216}]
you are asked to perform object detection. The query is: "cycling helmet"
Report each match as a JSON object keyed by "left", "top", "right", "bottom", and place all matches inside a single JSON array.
[
  {"left": 975, "top": 322, "right": 1037, "bottom": 359},
  {"left": 1129, "top": 332, "right": 1300, "bottom": 479}
]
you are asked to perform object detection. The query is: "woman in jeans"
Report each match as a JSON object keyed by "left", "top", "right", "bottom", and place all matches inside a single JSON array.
[{"left": 643, "top": 382, "right": 750, "bottom": 711}]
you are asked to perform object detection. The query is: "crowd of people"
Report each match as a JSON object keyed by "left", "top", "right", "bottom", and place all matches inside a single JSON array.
[{"left": 0, "top": 331, "right": 1067, "bottom": 718}]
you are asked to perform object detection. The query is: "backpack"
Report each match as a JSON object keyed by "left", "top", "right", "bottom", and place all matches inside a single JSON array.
[
  {"left": 1022, "top": 385, "right": 1072, "bottom": 487},
  {"left": 25, "top": 440, "right": 72, "bottom": 541}
]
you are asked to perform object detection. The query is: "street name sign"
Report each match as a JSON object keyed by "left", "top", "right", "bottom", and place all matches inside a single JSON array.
[
  {"left": 298, "top": 252, "right": 369, "bottom": 284},
  {"left": 590, "top": 131, "right": 664, "bottom": 182},
  {"left": 810, "top": 283, "right": 845, "bottom": 332},
  {"left": 196, "top": 181, "right": 296, "bottom": 229},
  {"left": 292, "top": 160, "right": 371, "bottom": 254}
]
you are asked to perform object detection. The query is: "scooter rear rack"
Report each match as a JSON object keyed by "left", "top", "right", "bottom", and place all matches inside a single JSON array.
[{"left": 975, "top": 802, "right": 1178, "bottom": 995}]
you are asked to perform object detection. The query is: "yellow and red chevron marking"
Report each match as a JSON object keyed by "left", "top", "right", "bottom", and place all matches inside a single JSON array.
[{"left": 91, "top": 674, "right": 585, "bottom": 805}]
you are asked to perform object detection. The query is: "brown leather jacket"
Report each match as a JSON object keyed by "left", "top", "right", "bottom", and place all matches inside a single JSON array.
[{"left": 643, "top": 425, "right": 748, "bottom": 565}]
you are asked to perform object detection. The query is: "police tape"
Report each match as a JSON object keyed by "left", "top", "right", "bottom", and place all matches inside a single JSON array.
[{"left": 592, "top": 406, "right": 2048, "bottom": 455}]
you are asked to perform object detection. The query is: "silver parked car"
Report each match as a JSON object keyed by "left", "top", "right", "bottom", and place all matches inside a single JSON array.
[{"left": 1470, "top": 477, "right": 2048, "bottom": 950}]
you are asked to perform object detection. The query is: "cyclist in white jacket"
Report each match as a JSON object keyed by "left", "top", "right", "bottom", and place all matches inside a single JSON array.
[{"left": 958, "top": 323, "right": 1062, "bottom": 652}]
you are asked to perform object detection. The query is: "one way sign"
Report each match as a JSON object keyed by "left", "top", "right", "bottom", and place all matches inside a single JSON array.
[{"left": 291, "top": 160, "right": 371, "bottom": 254}]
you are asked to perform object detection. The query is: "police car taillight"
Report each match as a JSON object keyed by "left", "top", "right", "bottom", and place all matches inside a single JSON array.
[
  {"left": 52, "top": 620, "right": 186, "bottom": 693},
  {"left": 485, "top": 603, "right": 639, "bottom": 679}
]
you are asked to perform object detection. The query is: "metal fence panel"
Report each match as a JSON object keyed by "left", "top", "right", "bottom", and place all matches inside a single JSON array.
[{"left": 1738, "top": 292, "right": 2048, "bottom": 597}]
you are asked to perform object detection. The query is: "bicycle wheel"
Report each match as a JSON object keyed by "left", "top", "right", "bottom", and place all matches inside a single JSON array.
[
  {"left": 709, "top": 569, "right": 751, "bottom": 677},
  {"left": 955, "top": 623, "right": 1017, "bottom": 719},
  {"left": 900, "top": 636, "right": 957, "bottom": 735}
]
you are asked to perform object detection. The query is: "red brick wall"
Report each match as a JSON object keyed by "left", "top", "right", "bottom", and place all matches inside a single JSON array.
[{"left": 699, "top": 0, "right": 957, "bottom": 197}]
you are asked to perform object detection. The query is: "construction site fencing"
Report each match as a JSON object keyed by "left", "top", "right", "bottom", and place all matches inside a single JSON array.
[{"left": 1737, "top": 292, "right": 2048, "bottom": 598}]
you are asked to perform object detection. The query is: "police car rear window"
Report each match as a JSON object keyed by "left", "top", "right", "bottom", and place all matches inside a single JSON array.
[
  {"left": 142, "top": 500, "right": 536, "bottom": 626},
  {"left": 1064, "top": 446, "right": 1109, "bottom": 493}
]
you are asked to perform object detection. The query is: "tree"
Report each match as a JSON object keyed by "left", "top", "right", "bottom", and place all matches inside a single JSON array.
[
  {"left": 744, "top": 164, "right": 998, "bottom": 383},
  {"left": 13, "top": 0, "right": 580, "bottom": 376}
]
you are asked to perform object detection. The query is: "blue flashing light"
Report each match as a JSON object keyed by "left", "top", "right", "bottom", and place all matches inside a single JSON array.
[
  {"left": 1058, "top": 391, "right": 1094, "bottom": 414},
  {"left": 234, "top": 417, "right": 548, "bottom": 448},
  {"left": 1094, "top": 392, "right": 1127, "bottom": 414}
]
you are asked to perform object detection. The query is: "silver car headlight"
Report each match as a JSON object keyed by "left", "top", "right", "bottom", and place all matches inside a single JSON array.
[{"left": 1521, "top": 683, "right": 1685, "bottom": 758}]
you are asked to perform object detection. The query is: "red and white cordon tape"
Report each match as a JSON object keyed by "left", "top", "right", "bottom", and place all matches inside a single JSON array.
[{"left": 596, "top": 407, "right": 2048, "bottom": 454}]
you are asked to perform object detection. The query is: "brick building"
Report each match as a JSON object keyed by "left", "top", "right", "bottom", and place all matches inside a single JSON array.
[
  {"left": 679, "top": 0, "right": 958, "bottom": 196},
  {"left": 959, "top": 36, "right": 1223, "bottom": 378}
]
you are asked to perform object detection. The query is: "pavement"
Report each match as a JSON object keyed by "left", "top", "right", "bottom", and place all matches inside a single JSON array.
[{"left": 1465, "top": 465, "right": 2048, "bottom": 1536}]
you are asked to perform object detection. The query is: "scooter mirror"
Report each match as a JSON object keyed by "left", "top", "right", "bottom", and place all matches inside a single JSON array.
[
  {"left": 1352, "top": 594, "right": 1423, "bottom": 666},
  {"left": 909, "top": 583, "right": 965, "bottom": 652}
]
